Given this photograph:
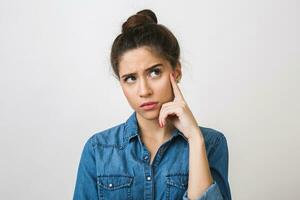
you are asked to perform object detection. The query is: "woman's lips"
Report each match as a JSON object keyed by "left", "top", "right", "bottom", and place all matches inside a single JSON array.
[{"left": 140, "top": 102, "right": 158, "bottom": 111}]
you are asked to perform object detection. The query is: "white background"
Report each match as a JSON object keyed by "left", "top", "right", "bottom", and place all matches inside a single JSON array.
[{"left": 0, "top": 0, "right": 299, "bottom": 199}]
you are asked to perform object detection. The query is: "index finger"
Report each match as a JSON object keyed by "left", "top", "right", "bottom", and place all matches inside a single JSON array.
[{"left": 170, "top": 72, "right": 184, "bottom": 101}]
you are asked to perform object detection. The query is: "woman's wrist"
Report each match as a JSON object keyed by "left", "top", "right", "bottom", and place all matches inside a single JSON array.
[{"left": 187, "top": 128, "right": 205, "bottom": 145}]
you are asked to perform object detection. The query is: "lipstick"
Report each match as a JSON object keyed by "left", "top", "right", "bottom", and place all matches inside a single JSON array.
[{"left": 140, "top": 102, "right": 158, "bottom": 111}]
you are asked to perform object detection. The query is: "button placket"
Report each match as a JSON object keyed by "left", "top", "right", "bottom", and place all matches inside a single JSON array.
[{"left": 144, "top": 155, "right": 149, "bottom": 163}]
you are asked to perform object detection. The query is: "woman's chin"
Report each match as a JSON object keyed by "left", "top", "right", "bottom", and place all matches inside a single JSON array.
[{"left": 137, "top": 109, "right": 160, "bottom": 120}]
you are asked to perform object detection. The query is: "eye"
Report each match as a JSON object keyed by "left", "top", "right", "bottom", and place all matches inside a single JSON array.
[
  {"left": 124, "top": 76, "right": 136, "bottom": 83},
  {"left": 149, "top": 68, "right": 161, "bottom": 78}
]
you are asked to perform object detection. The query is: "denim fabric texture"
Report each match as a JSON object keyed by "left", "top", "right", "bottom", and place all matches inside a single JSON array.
[{"left": 73, "top": 112, "right": 231, "bottom": 200}]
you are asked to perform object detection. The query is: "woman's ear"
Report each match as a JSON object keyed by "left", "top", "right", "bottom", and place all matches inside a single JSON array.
[{"left": 174, "top": 63, "right": 182, "bottom": 83}]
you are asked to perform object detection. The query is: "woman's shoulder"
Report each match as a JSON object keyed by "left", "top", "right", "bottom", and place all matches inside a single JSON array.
[
  {"left": 198, "top": 126, "right": 228, "bottom": 148},
  {"left": 85, "top": 122, "right": 127, "bottom": 147}
]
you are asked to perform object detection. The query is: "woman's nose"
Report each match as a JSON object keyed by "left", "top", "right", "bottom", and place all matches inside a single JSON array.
[{"left": 138, "top": 78, "right": 152, "bottom": 97}]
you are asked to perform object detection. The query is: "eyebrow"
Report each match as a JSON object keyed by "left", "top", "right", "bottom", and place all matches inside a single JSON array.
[{"left": 120, "top": 63, "right": 163, "bottom": 79}]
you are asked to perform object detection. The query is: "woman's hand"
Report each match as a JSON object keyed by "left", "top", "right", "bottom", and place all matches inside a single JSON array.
[{"left": 158, "top": 73, "right": 202, "bottom": 140}]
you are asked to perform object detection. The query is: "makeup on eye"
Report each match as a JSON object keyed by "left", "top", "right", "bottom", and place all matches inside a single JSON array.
[
  {"left": 124, "top": 75, "right": 136, "bottom": 83},
  {"left": 123, "top": 67, "right": 162, "bottom": 83},
  {"left": 121, "top": 63, "right": 163, "bottom": 80},
  {"left": 149, "top": 68, "right": 161, "bottom": 78}
]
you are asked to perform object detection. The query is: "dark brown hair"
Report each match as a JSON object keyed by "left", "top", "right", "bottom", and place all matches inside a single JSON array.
[{"left": 110, "top": 9, "right": 180, "bottom": 79}]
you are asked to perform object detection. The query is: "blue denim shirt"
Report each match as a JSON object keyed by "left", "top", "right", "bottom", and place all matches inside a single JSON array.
[{"left": 73, "top": 112, "right": 231, "bottom": 200}]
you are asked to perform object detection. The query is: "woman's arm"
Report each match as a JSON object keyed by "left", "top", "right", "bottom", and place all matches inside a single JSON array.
[
  {"left": 187, "top": 129, "right": 214, "bottom": 199},
  {"left": 73, "top": 137, "right": 98, "bottom": 200},
  {"left": 159, "top": 73, "right": 231, "bottom": 199},
  {"left": 184, "top": 129, "right": 231, "bottom": 200}
]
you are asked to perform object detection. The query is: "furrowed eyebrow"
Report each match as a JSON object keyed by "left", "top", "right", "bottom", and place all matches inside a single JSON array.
[{"left": 121, "top": 63, "right": 163, "bottom": 79}]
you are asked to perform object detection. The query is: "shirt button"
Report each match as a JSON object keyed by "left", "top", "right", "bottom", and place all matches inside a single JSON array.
[
  {"left": 108, "top": 183, "right": 113, "bottom": 188},
  {"left": 147, "top": 176, "right": 151, "bottom": 181},
  {"left": 144, "top": 155, "right": 149, "bottom": 160}
]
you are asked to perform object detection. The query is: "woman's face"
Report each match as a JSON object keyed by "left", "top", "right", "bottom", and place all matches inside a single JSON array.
[{"left": 118, "top": 46, "right": 181, "bottom": 121}]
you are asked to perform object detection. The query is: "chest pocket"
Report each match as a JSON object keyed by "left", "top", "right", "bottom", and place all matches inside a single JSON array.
[
  {"left": 97, "top": 175, "right": 133, "bottom": 200},
  {"left": 166, "top": 174, "right": 188, "bottom": 200}
]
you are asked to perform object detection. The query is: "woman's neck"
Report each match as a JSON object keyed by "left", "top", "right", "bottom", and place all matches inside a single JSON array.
[{"left": 136, "top": 112, "right": 175, "bottom": 144}]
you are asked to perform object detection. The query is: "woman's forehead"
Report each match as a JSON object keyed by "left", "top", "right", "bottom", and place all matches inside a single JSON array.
[{"left": 119, "top": 47, "right": 168, "bottom": 75}]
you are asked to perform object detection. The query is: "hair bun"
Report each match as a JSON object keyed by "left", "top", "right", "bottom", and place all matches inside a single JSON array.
[{"left": 122, "top": 9, "right": 158, "bottom": 33}]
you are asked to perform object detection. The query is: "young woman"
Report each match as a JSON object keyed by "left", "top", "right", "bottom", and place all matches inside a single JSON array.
[{"left": 73, "top": 9, "right": 231, "bottom": 200}]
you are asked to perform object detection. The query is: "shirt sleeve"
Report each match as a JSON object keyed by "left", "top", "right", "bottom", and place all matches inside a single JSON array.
[
  {"left": 182, "top": 134, "right": 232, "bottom": 200},
  {"left": 73, "top": 136, "right": 99, "bottom": 200},
  {"left": 182, "top": 181, "right": 223, "bottom": 200}
]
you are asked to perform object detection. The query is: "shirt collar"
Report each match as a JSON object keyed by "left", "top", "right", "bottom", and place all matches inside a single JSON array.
[
  {"left": 124, "top": 111, "right": 188, "bottom": 143},
  {"left": 124, "top": 112, "right": 139, "bottom": 142}
]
